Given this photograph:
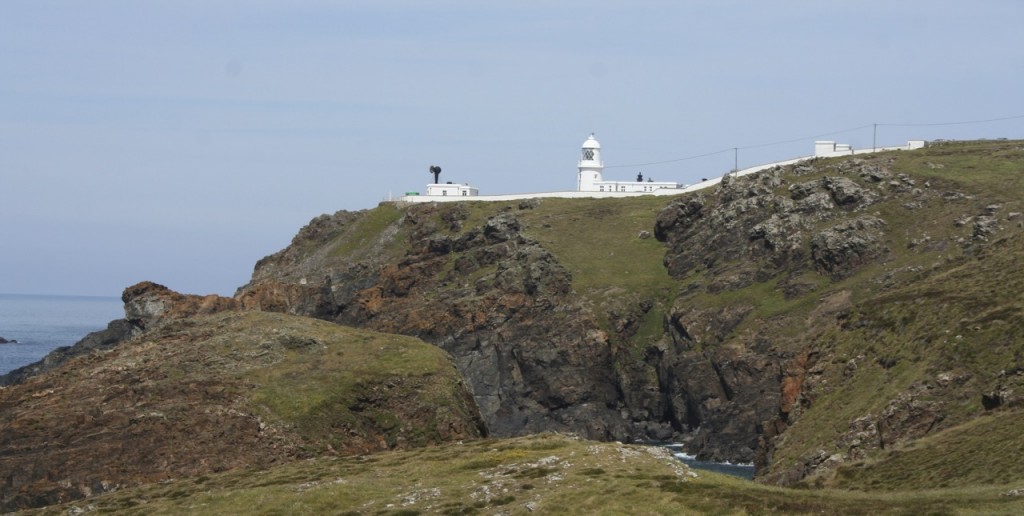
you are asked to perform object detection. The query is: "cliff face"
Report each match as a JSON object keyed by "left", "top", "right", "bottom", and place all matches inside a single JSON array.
[
  {"left": 236, "top": 140, "right": 1024, "bottom": 480},
  {"left": 654, "top": 142, "right": 1024, "bottom": 482},
  {"left": 239, "top": 205, "right": 628, "bottom": 439}
]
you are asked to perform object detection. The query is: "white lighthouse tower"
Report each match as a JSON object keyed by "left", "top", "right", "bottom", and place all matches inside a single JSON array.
[{"left": 577, "top": 133, "right": 604, "bottom": 191}]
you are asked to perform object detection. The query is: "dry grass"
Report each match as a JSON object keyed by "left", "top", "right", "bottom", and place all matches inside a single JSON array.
[{"left": 29, "top": 433, "right": 1024, "bottom": 515}]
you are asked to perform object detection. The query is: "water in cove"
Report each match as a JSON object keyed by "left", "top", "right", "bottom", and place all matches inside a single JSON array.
[
  {"left": 0, "top": 294, "right": 123, "bottom": 375},
  {"left": 660, "top": 443, "right": 755, "bottom": 480}
]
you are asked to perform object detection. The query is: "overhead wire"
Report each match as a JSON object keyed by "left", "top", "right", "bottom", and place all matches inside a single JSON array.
[
  {"left": 877, "top": 114, "right": 1024, "bottom": 127},
  {"left": 604, "top": 114, "right": 1024, "bottom": 169}
]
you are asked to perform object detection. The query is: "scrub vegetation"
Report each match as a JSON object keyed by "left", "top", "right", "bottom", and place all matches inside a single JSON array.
[{"left": 28, "top": 434, "right": 1024, "bottom": 515}]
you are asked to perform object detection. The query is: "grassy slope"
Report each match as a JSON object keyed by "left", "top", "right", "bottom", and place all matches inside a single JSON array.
[
  {"left": 0, "top": 310, "right": 485, "bottom": 512},
  {"left": 146, "top": 310, "right": 481, "bottom": 453},
  {"left": 29, "top": 433, "right": 1024, "bottom": 515},
  {"left": 836, "top": 408, "right": 1024, "bottom": 491},
  {"left": 236, "top": 311, "right": 483, "bottom": 451},
  {"left": 515, "top": 196, "right": 682, "bottom": 348},
  {"left": 759, "top": 141, "right": 1024, "bottom": 486}
]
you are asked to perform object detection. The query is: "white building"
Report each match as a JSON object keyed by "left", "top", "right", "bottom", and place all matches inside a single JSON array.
[
  {"left": 814, "top": 140, "right": 855, "bottom": 157},
  {"left": 577, "top": 133, "right": 682, "bottom": 193},
  {"left": 425, "top": 182, "right": 479, "bottom": 197},
  {"left": 401, "top": 133, "right": 685, "bottom": 203},
  {"left": 815, "top": 139, "right": 926, "bottom": 158}
]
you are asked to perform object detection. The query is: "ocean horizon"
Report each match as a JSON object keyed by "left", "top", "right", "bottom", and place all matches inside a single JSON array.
[{"left": 0, "top": 293, "right": 124, "bottom": 375}]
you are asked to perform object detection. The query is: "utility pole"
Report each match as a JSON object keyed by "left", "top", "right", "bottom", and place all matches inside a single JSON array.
[
  {"left": 733, "top": 147, "right": 738, "bottom": 173},
  {"left": 873, "top": 123, "right": 877, "bottom": 152}
]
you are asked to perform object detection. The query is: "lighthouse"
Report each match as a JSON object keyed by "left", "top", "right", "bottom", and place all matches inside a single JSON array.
[{"left": 577, "top": 133, "right": 604, "bottom": 191}]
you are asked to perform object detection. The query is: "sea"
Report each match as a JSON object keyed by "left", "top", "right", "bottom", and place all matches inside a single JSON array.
[
  {"left": 662, "top": 443, "right": 756, "bottom": 480},
  {"left": 0, "top": 293, "right": 124, "bottom": 375}
]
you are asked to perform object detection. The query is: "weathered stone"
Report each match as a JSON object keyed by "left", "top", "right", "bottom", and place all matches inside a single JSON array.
[
  {"left": 858, "top": 165, "right": 892, "bottom": 183},
  {"left": 518, "top": 198, "right": 540, "bottom": 210},
  {"left": 124, "top": 281, "right": 240, "bottom": 329},
  {"left": 793, "top": 191, "right": 835, "bottom": 214},
  {"left": 788, "top": 179, "right": 820, "bottom": 201},
  {"left": 811, "top": 217, "right": 888, "bottom": 279},
  {"left": 973, "top": 216, "right": 999, "bottom": 240},
  {"left": 822, "top": 176, "right": 877, "bottom": 207},
  {"left": 483, "top": 212, "right": 521, "bottom": 243}
]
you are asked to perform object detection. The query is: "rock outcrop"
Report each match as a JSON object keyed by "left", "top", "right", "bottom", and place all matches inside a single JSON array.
[
  {"left": 0, "top": 281, "right": 240, "bottom": 387},
  {"left": 239, "top": 207, "right": 627, "bottom": 440}
]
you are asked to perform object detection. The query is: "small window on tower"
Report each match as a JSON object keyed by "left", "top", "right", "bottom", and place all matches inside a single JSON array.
[{"left": 583, "top": 149, "right": 594, "bottom": 160}]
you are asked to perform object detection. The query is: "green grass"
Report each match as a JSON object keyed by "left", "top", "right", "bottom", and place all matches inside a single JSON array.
[
  {"left": 516, "top": 196, "right": 680, "bottom": 296},
  {"left": 157, "top": 310, "right": 482, "bottom": 455},
  {"left": 241, "top": 315, "right": 480, "bottom": 451},
  {"left": 329, "top": 202, "right": 406, "bottom": 260},
  {"left": 31, "top": 433, "right": 1024, "bottom": 515},
  {"left": 514, "top": 196, "right": 684, "bottom": 348},
  {"left": 835, "top": 408, "right": 1024, "bottom": 490}
]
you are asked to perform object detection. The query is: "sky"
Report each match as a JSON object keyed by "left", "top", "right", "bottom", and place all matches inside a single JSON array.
[{"left": 2, "top": 1, "right": 1023, "bottom": 297}]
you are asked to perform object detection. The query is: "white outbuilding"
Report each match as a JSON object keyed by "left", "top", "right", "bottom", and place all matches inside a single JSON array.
[{"left": 425, "top": 182, "right": 479, "bottom": 197}]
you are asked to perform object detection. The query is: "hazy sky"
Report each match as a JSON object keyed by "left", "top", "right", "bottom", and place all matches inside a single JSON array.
[{"left": 2, "top": 1, "right": 1022, "bottom": 297}]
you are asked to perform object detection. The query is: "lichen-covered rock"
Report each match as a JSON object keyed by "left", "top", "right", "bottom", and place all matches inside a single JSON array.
[
  {"left": 810, "top": 217, "right": 888, "bottom": 279},
  {"left": 822, "top": 176, "right": 878, "bottom": 207}
]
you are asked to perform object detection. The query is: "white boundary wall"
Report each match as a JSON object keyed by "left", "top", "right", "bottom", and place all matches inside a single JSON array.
[{"left": 397, "top": 140, "right": 927, "bottom": 204}]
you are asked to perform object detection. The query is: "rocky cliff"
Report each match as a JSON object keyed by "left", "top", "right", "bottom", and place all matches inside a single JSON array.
[
  {"left": 237, "top": 204, "right": 629, "bottom": 440},
  {"left": 236, "top": 140, "right": 1024, "bottom": 481},
  {"left": 654, "top": 141, "right": 1024, "bottom": 483}
]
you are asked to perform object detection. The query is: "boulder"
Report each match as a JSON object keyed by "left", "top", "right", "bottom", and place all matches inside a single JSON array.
[
  {"left": 810, "top": 217, "right": 888, "bottom": 279},
  {"left": 123, "top": 281, "right": 241, "bottom": 329}
]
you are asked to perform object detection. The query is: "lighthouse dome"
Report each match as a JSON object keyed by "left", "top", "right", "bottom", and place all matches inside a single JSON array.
[{"left": 582, "top": 133, "right": 601, "bottom": 149}]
